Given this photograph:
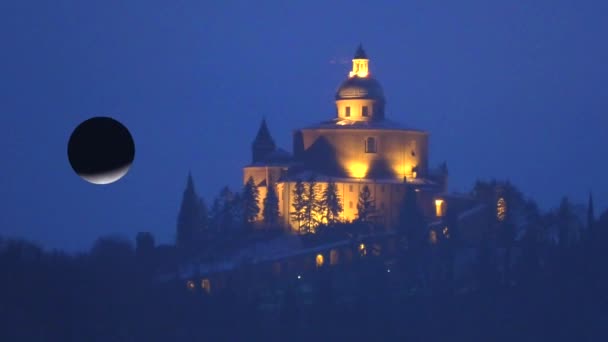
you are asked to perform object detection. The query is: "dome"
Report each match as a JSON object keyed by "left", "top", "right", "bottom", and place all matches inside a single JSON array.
[{"left": 335, "top": 76, "right": 385, "bottom": 102}]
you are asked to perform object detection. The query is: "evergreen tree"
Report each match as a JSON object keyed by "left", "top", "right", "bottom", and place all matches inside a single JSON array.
[
  {"left": 398, "top": 186, "right": 426, "bottom": 237},
  {"left": 587, "top": 192, "right": 595, "bottom": 242},
  {"left": 322, "top": 179, "right": 343, "bottom": 225},
  {"left": 558, "top": 196, "right": 574, "bottom": 251},
  {"left": 211, "top": 186, "right": 242, "bottom": 234},
  {"left": 303, "top": 177, "right": 322, "bottom": 233},
  {"left": 397, "top": 186, "right": 428, "bottom": 285},
  {"left": 242, "top": 176, "right": 260, "bottom": 228},
  {"left": 262, "top": 183, "right": 280, "bottom": 227},
  {"left": 290, "top": 180, "right": 306, "bottom": 233},
  {"left": 176, "top": 173, "right": 205, "bottom": 251},
  {"left": 356, "top": 185, "right": 376, "bottom": 223}
]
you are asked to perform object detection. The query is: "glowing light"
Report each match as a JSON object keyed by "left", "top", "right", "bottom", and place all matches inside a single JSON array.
[
  {"left": 442, "top": 226, "right": 450, "bottom": 239},
  {"left": 497, "top": 197, "right": 507, "bottom": 222},
  {"left": 297, "top": 275, "right": 302, "bottom": 280},
  {"left": 435, "top": 199, "right": 445, "bottom": 217},
  {"left": 349, "top": 58, "right": 369, "bottom": 78},
  {"left": 187, "top": 280, "right": 195, "bottom": 290},
  {"left": 387, "top": 268, "right": 391, "bottom": 273},
  {"left": 347, "top": 162, "right": 368, "bottom": 178},
  {"left": 359, "top": 243, "right": 367, "bottom": 256},
  {"left": 316, "top": 254, "right": 324, "bottom": 268}
]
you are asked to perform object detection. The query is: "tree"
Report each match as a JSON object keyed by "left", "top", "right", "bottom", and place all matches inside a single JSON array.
[
  {"left": 558, "top": 197, "right": 574, "bottom": 252},
  {"left": 397, "top": 186, "right": 428, "bottom": 286},
  {"left": 210, "top": 186, "right": 242, "bottom": 234},
  {"left": 356, "top": 185, "right": 376, "bottom": 223},
  {"left": 322, "top": 179, "right": 343, "bottom": 226},
  {"left": 176, "top": 173, "right": 206, "bottom": 251},
  {"left": 262, "top": 183, "right": 280, "bottom": 227},
  {"left": 290, "top": 180, "right": 306, "bottom": 233},
  {"left": 587, "top": 192, "right": 595, "bottom": 243},
  {"left": 242, "top": 176, "right": 260, "bottom": 228},
  {"left": 303, "top": 177, "right": 322, "bottom": 233}
]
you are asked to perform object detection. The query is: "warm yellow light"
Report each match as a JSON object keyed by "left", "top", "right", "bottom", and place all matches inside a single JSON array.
[
  {"left": 349, "top": 58, "right": 369, "bottom": 78},
  {"left": 347, "top": 162, "right": 368, "bottom": 178},
  {"left": 435, "top": 199, "right": 445, "bottom": 217},
  {"left": 497, "top": 197, "right": 507, "bottom": 222},
  {"left": 359, "top": 243, "right": 367, "bottom": 256},
  {"left": 316, "top": 254, "right": 324, "bottom": 268}
]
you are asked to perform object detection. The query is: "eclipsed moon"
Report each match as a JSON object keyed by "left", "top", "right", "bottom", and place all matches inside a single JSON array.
[{"left": 68, "top": 116, "right": 135, "bottom": 185}]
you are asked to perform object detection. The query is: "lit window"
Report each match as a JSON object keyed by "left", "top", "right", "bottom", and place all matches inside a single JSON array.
[
  {"left": 349, "top": 201, "right": 353, "bottom": 209},
  {"left": 435, "top": 199, "right": 445, "bottom": 217},
  {"left": 365, "top": 137, "right": 376, "bottom": 153},
  {"left": 345, "top": 106, "right": 351, "bottom": 117},
  {"left": 362, "top": 106, "right": 369, "bottom": 117},
  {"left": 316, "top": 254, "right": 324, "bottom": 268}
]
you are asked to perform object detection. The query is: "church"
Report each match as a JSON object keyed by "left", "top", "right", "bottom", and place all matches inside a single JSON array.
[{"left": 243, "top": 45, "right": 449, "bottom": 231}]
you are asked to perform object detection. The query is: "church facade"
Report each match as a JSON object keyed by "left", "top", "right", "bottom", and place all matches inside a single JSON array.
[{"left": 243, "top": 46, "right": 449, "bottom": 231}]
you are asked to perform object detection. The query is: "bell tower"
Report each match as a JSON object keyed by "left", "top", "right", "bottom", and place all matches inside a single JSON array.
[{"left": 335, "top": 44, "right": 386, "bottom": 121}]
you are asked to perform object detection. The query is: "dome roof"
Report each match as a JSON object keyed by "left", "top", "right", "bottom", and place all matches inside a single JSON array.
[{"left": 335, "top": 76, "right": 385, "bottom": 102}]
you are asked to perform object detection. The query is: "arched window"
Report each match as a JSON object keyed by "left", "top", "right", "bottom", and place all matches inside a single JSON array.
[{"left": 365, "top": 137, "right": 376, "bottom": 153}]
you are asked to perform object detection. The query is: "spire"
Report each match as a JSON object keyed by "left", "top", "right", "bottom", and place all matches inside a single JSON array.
[
  {"left": 186, "top": 171, "right": 194, "bottom": 189},
  {"left": 253, "top": 118, "right": 275, "bottom": 146},
  {"left": 354, "top": 43, "right": 368, "bottom": 59},
  {"left": 252, "top": 118, "right": 276, "bottom": 163},
  {"left": 349, "top": 44, "right": 369, "bottom": 78}
]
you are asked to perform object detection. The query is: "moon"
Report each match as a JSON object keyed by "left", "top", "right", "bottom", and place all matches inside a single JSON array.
[
  {"left": 78, "top": 163, "right": 132, "bottom": 185},
  {"left": 68, "top": 116, "right": 135, "bottom": 185}
]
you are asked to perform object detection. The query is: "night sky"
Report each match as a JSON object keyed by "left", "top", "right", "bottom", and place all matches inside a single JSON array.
[{"left": 1, "top": 0, "right": 607, "bottom": 251}]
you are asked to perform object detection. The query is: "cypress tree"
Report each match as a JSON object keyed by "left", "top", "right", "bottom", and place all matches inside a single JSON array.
[
  {"left": 242, "top": 176, "right": 260, "bottom": 227},
  {"left": 303, "top": 176, "right": 322, "bottom": 233},
  {"left": 263, "top": 183, "right": 280, "bottom": 227},
  {"left": 290, "top": 180, "right": 306, "bottom": 233},
  {"left": 322, "top": 179, "right": 343, "bottom": 225},
  {"left": 176, "top": 173, "right": 205, "bottom": 251},
  {"left": 356, "top": 185, "right": 376, "bottom": 223}
]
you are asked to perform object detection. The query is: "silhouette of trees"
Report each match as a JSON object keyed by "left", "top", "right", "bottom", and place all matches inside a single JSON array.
[
  {"left": 262, "top": 183, "right": 280, "bottom": 228},
  {"left": 290, "top": 180, "right": 306, "bottom": 233},
  {"left": 302, "top": 177, "right": 322, "bottom": 233},
  {"left": 176, "top": 173, "right": 207, "bottom": 252},
  {"left": 242, "top": 176, "right": 260, "bottom": 228},
  {"left": 210, "top": 186, "right": 242, "bottom": 234},
  {"left": 356, "top": 185, "right": 376, "bottom": 223},
  {"left": 322, "top": 179, "right": 343, "bottom": 226}
]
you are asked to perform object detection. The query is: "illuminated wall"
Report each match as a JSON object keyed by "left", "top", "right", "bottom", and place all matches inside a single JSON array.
[
  {"left": 278, "top": 180, "right": 413, "bottom": 232},
  {"left": 335, "top": 99, "right": 376, "bottom": 121},
  {"left": 295, "top": 128, "right": 429, "bottom": 180}
]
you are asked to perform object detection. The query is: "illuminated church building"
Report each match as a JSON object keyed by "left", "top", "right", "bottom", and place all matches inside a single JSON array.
[{"left": 243, "top": 45, "right": 449, "bottom": 230}]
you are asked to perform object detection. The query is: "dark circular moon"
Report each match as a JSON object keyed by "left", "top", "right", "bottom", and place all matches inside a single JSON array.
[{"left": 68, "top": 116, "right": 135, "bottom": 185}]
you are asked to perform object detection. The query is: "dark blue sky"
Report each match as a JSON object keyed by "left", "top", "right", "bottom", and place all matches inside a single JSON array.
[{"left": 1, "top": 0, "right": 607, "bottom": 251}]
